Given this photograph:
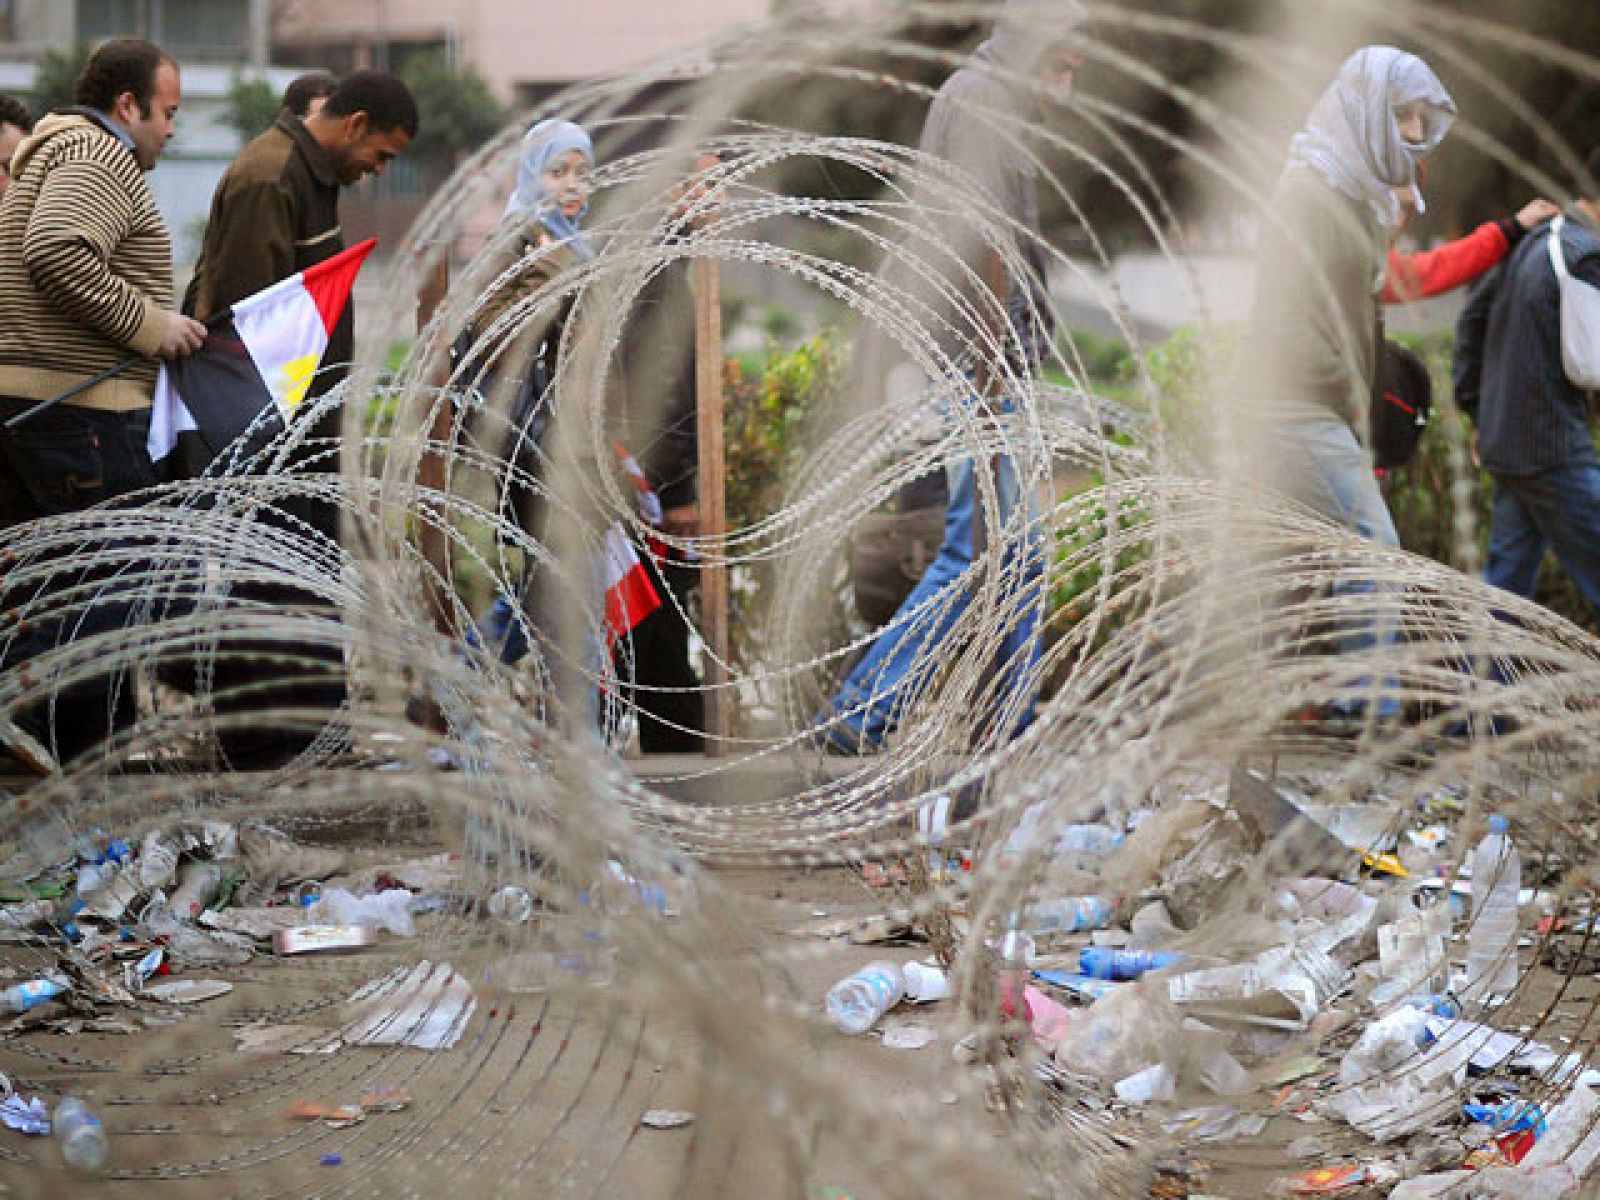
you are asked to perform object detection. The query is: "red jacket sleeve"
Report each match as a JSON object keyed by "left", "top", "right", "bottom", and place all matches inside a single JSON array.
[{"left": 1384, "top": 220, "right": 1511, "bottom": 305}]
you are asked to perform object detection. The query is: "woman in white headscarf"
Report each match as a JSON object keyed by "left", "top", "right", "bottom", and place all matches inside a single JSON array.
[
  {"left": 1249, "top": 47, "right": 1456, "bottom": 726},
  {"left": 1252, "top": 46, "right": 1455, "bottom": 537}
]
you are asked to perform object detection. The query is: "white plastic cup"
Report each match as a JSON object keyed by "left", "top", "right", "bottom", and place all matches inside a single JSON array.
[{"left": 902, "top": 961, "right": 952, "bottom": 1004}]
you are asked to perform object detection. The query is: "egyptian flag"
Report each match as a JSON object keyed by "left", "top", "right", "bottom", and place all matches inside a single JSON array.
[
  {"left": 600, "top": 522, "right": 662, "bottom": 648},
  {"left": 148, "top": 239, "right": 377, "bottom": 477}
]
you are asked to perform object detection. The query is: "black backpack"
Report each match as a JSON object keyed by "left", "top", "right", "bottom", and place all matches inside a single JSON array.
[{"left": 1370, "top": 338, "right": 1432, "bottom": 470}]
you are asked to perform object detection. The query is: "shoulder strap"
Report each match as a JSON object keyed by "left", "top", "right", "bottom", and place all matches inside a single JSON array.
[{"left": 1548, "top": 215, "right": 1570, "bottom": 281}]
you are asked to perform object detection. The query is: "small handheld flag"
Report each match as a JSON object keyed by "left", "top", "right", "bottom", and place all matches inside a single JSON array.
[{"left": 148, "top": 239, "right": 377, "bottom": 476}]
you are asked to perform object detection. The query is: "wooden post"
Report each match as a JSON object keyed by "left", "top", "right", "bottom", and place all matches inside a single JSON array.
[
  {"left": 694, "top": 255, "right": 732, "bottom": 753},
  {"left": 416, "top": 253, "right": 454, "bottom": 639}
]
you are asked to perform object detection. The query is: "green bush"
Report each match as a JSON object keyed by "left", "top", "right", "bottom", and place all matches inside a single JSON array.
[
  {"left": 1057, "top": 327, "right": 1133, "bottom": 385},
  {"left": 723, "top": 332, "right": 848, "bottom": 672},
  {"left": 222, "top": 74, "right": 280, "bottom": 141}
]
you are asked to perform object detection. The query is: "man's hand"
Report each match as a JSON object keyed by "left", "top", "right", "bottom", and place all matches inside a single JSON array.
[
  {"left": 158, "top": 314, "right": 207, "bottom": 359},
  {"left": 1470, "top": 429, "right": 1481, "bottom": 469},
  {"left": 1515, "top": 198, "right": 1560, "bottom": 231}
]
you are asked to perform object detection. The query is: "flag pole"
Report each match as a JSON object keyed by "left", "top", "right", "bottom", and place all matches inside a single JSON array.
[
  {"left": 693, "top": 251, "right": 732, "bottom": 756},
  {"left": 3, "top": 307, "right": 234, "bottom": 433},
  {"left": 2, "top": 354, "right": 143, "bottom": 431}
]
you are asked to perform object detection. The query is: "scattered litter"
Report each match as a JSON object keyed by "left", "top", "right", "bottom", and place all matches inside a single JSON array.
[
  {"left": 200, "top": 906, "right": 307, "bottom": 941},
  {"left": 272, "top": 925, "right": 377, "bottom": 956},
  {"left": 307, "top": 888, "right": 416, "bottom": 937},
  {"left": 0, "top": 1094, "right": 49, "bottom": 1135},
  {"left": 359, "top": 1085, "right": 412, "bottom": 1113},
  {"left": 341, "top": 961, "right": 475, "bottom": 1050},
  {"left": 234, "top": 1024, "right": 341, "bottom": 1056},
  {"left": 1274, "top": 1164, "right": 1367, "bottom": 1195},
  {"left": 1114, "top": 1063, "right": 1174, "bottom": 1106},
  {"left": 143, "top": 979, "right": 234, "bottom": 1005},
  {"left": 901, "top": 961, "right": 950, "bottom": 1003},
  {"left": 881, "top": 1023, "right": 936, "bottom": 1050},
  {"left": 640, "top": 1109, "right": 695, "bottom": 1129},
  {"left": 287, "top": 1100, "right": 366, "bottom": 1128}
]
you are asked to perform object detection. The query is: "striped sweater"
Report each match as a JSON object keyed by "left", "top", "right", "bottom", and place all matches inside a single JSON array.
[{"left": 0, "top": 113, "right": 173, "bottom": 411}]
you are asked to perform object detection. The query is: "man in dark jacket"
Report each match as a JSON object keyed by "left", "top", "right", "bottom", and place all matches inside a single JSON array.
[
  {"left": 1454, "top": 149, "right": 1600, "bottom": 624},
  {"left": 178, "top": 70, "right": 416, "bottom": 770}
]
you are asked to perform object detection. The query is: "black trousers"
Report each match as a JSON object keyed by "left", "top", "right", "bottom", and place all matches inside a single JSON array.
[
  {"left": 619, "top": 549, "right": 704, "bottom": 754},
  {"left": 0, "top": 400, "right": 164, "bottom": 765}
]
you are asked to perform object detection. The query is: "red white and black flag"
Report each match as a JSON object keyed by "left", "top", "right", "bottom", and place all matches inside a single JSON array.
[{"left": 147, "top": 239, "right": 377, "bottom": 477}]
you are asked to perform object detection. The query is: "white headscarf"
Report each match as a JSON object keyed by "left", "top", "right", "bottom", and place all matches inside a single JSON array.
[{"left": 1288, "top": 46, "right": 1457, "bottom": 226}]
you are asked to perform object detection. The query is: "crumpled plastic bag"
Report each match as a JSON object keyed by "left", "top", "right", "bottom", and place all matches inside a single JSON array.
[
  {"left": 0, "top": 1094, "right": 49, "bottom": 1135},
  {"left": 308, "top": 888, "right": 416, "bottom": 937}
]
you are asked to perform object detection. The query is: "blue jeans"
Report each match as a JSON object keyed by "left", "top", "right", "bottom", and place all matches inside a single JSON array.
[
  {"left": 826, "top": 443, "right": 1045, "bottom": 750},
  {"left": 1486, "top": 464, "right": 1600, "bottom": 624},
  {"left": 474, "top": 592, "right": 533, "bottom": 666},
  {"left": 1274, "top": 419, "right": 1401, "bottom": 719}
]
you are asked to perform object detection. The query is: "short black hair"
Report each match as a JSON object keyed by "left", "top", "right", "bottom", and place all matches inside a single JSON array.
[
  {"left": 0, "top": 93, "right": 32, "bottom": 133},
  {"left": 321, "top": 70, "right": 418, "bottom": 138},
  {"left": 75, "top": 37, "right": 175, "bottom": 118},
  {"left": 282, "top": 71, "right": 337, "bottom": 119}
]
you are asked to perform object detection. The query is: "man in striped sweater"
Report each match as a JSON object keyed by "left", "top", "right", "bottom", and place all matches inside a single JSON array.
[{"left": 0, "top": 37, "right": 204, "bottom": 773}]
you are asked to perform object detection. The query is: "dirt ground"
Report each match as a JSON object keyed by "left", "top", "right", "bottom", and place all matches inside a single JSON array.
[{"left": 0, "top": 814, "right": 1592, "bottom": 1200}]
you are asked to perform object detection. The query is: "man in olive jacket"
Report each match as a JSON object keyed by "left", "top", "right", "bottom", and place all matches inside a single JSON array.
[
  {"left": 179, "top": 70, "right": 416, "bottom": 770},
  {"left": 188, "top": 69, "right": 416, "bottom": 402}
]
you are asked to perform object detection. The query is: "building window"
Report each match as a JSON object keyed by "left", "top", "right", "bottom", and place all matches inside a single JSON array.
[
  {"left": 78, "top": 0, "right": 250, "bottom": 60},
  {"left": 78, "top": 0, "right": 147, "bottom": 44},
  {"left": 158, "top": 0, "right": 249, "bottom": 59}
]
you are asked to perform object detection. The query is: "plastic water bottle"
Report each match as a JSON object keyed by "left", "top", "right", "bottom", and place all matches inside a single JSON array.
[
  {"left": 1466, "top": 815, "right": 1521, "bottom": 1003},
  {"left": 2, "top": 976, "right": 66, "bottom": 1013},
  {"left": 168, "top": 862, "right": 223, "bottom": 921},
  {"left": 54, "top": 1096, "right": 108, "bottom": 1172},
  {"left": 486, "top": 885, "right": 534, "bottom": 924},
  {"left": 1078, "top": 947, "right": 1183, "bottom": 981},
  {"left": 824, "top": 961, "right": 905, "bottom": 1035},
  {"left": 136, "top": 830, "right": 179, "bottom": 889},
  {"left": 1054, "top": 825, "right": 1123, "bottom": 858},
  {"left": 1340, "top": 1005, "right": 1433, "bottom": 1084},
  {"left": 1029, "top": 895, "right": 1115, "bottom": 933}
]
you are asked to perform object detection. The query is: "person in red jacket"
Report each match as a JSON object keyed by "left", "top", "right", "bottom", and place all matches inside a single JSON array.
[{"left": 1385, "top": 185, "right": 1558, "bottom": 305}]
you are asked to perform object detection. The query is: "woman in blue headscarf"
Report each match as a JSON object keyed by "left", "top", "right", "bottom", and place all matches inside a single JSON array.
[
  {"left": 461, "top": 119, "right": 600, "bottom": 665},
  {"left": 502, "top": 118, "right": 596, "bottom": 251}
]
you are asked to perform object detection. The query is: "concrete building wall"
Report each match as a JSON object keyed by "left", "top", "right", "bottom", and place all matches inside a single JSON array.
[
  {"left": 273, "top": 0, "right": 769, "bottom": 100},
  {"left": 0, "top": 3, "right": 298, "bottom": 264}
]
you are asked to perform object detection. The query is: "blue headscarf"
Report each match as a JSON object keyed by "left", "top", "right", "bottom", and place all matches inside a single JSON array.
[
  {"left": 1288, "top": 46, "right": 1456, "bottom": 227},
  {"left": 504, "top": 119, "right": 595, "bottom": 255}
]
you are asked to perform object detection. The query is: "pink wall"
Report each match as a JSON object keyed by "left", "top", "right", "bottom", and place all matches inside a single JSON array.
[{"left": 275, "top": 0, "right": 770, "bottom": 100}]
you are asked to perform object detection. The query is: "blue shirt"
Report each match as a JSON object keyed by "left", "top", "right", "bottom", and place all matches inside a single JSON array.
[{"left": 87, "top": 108, "right": 136, "bottom": 155}]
